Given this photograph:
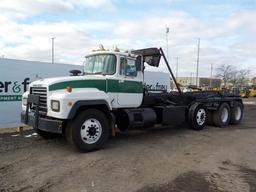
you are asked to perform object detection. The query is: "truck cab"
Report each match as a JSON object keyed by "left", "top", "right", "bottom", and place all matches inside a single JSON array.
[
  {"left": 84, "top": 51, "right": 144, "bottom": 108},
  {"left": 75, "top": 50, "right": 144, "bottom": 108}
]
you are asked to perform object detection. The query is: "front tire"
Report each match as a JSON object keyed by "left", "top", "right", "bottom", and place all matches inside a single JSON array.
[{"left": 66, "top": 109, "right": 110, "bottom": 152}]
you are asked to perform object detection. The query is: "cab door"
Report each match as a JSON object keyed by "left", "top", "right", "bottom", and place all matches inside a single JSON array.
[{"left": 117, "top": 56, "right": 143, "bottom": 107}]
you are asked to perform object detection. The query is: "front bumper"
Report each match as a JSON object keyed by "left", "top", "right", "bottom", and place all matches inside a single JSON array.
[
  {"left": 21, "top": 111, "right": 63, "bottom": 134},
  {"left": 21, "top": 94, "right": 63, "bottom": 134}
]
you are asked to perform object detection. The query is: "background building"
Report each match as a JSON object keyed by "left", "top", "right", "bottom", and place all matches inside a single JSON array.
[{"left": 171, "top": 77, "right": 221, "bottom": 88}]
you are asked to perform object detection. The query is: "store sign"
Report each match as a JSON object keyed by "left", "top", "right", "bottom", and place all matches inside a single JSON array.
[
  {"left": 144, "top": 71, "right": 170, "bottom": 92},
  {"left": 145, "top": 82, "right": 168, "bottom": 91},
  {"left": 0, "top": 78, "right": 30, "bottom": 102}
]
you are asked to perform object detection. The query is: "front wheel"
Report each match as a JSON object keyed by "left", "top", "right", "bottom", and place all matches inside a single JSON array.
[{"left": 66, "top": 109, "right": 110, "bottom": 152}]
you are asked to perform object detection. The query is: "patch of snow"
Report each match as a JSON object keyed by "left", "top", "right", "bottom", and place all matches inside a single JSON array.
[{"left": 24, "top": 132, "right": 38, "bottom": 138}]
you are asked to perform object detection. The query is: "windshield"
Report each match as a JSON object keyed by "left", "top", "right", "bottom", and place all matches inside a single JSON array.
[{"left": 84, "top": 54, "right": 116, "bottom": 75}]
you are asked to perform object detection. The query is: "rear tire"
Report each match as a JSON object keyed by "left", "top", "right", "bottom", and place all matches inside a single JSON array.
[
  {"left": 206, "top": 111, "right": 214, "bottom": 126},
  {"left": 230, "top": 102, "right": 243, "bottom": 125},
  {"left": 188, "top": 103, "right": 207, "bottom": 130},
  {"left": 66, "top": 109, "right": 110, "bottom": 152},
  {"left": 213, "top": 102, "right": 231, "bottom": 127}
]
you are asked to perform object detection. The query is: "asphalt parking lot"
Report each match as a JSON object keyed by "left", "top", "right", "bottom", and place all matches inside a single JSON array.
[{"left": 0, "top": 98, "right": 256, "bottom": 192}]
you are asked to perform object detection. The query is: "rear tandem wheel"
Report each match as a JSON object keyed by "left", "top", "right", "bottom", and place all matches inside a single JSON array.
[
  {"left": 213, "top": 102, "right": 231, "bottom": 127},
  {"left": 230, "top": 101, "right": 243, "bottom": 125},
  {"left": 188, "top": 102, "right": 207, "bottom": 130}
]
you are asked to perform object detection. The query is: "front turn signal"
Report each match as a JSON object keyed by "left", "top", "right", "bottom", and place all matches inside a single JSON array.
[{"left": 66, "top": 86, "right": 72, "bottom": 93}]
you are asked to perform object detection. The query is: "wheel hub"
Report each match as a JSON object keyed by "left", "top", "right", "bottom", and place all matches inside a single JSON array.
[
  {"left": 88, "top": 126, "right": 97, "bottom": 136},
  {"left": 196, "top": 108, "right": 206, "bottom": 125},
  {"left": 235, "top": 106, "right": 241, "bottom": 121},
  {"left": 221, "top": 108, "right": 229, "bottom": 123},
  {"left": 80, "top": 118, "right": 102, "bottom": 144}
]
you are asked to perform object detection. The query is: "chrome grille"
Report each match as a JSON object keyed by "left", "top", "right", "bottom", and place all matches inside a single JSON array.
[{"left": 30, "top": 87, "right": 47, "bottom": 114}]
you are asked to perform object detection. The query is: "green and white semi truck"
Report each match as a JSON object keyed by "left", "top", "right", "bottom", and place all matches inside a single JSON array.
[{"left": 21, "top": 47, "right": 244, "bottom": 152}]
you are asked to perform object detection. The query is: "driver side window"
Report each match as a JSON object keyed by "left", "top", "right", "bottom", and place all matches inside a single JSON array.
[{"left": 120, "top": 57, "right": 137, "bottom": 77}]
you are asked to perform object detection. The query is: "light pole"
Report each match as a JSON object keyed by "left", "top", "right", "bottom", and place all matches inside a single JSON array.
[
  {"left": 210, "top": 63, "right": 213, "bottom": 88},
  {"left": 166, "top": 27, "right": 170, "bottom": 63},
  {"left": 176, "top": 56, "right": 179, "bottom": 78},
  {"left": 196, "top": 38, "right": 200, "bottom": 87},
  {"left": 190, "top": 72, "right": 193, "bottom": 85},
  {"left": 51, "top": 37, "right": 56, "bottom": 64}
]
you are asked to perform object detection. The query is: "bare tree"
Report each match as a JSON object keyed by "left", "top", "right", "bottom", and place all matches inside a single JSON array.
[
  {"left": 216, "top": 64, "right": 250, "bottom": 87},
  {"left": 216, "top": 64, "right": 235, "bottom": 87},
  {"left": 236, "top": 69, "right": 250, "bottom": 86}
]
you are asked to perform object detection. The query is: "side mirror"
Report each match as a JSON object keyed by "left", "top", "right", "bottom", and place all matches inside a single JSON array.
[
  {"left": 135, "top": 56, "right": 142, "bottom": 71},
  {"left": 69, "top": 70, "right": 82, "bottom": 76},
  {"left": 144, "top": 55, "right": 160, "bottom": 67}
]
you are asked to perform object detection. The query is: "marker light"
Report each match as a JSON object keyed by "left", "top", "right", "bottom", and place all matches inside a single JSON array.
[
  {"left": 22, "top": 97, "right": 28, "bottom": 106},
  {"left": 66, "top": 86, "right": 72, "bottom": 93},
  {"left": 67, "top": 101, "right": 73, "bottom": 107},
  {"left": 114, "top": 45, "right": 120, "bottom": 52}
]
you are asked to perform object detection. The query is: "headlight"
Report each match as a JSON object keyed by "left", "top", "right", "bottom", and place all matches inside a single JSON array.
[
  {"left": 22, "top": 97, "right": 28, "bottom": 106},
  {"left": 51, "top": 100, "right": 60, "bottom": 112}
]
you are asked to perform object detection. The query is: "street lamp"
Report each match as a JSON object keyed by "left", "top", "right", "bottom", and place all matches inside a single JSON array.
[
  {"left": 210, "top": 63, "right": 213, "bottom": 88},
  {"left": 166, "top": 27, "right": 170, "bottom": 63},
  {"left": 176, "top": 56, "right": 179, "bottom": 78},
  {"left": 51, "top": 37, "right": 56, "bottom": 64},
  {"left": 196, "top": 38, "right": 200, "bottom": 87}
]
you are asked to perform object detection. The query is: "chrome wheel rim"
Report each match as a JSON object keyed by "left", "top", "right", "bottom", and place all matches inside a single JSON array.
[
  {"left": 196, "top": 108, "right": 206, "bottom": 125},
  {"left": 221, "top": 108, "right": 229, "bottom": 123},
  {"left": 235, "top": 106, "right": 242, "bottom": 121},
  {"left": 80, "top": 118, "right": 102, "bottom": 144}
]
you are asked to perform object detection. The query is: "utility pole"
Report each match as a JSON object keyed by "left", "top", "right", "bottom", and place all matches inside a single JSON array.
[
  {"left": 210, "top": 63, "right": 213, "bottom": 88},
  {"left": 166, "top": 27, "right": 170, "bottom": 63},
  {"left": 190, "top": 72, "right": 193, "bottom": 85},
  {"left": 51, "top": 37, "right": 56, "bottom": 64},
  {"left": 176, "top": 56, "right": 179, "bottom": 78},
  {"left": 196, "top": 38, "right": 200, "bottom": 87}
]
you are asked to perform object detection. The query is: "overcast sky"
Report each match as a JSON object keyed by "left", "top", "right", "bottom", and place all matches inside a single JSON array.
[{"left": 0, "top": 0, "right": 255, "bottom": 77}]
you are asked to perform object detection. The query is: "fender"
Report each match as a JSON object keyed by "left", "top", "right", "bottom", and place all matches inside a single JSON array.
[{"left": 67, "top": 100, "right": 111, "bottom": 119}]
